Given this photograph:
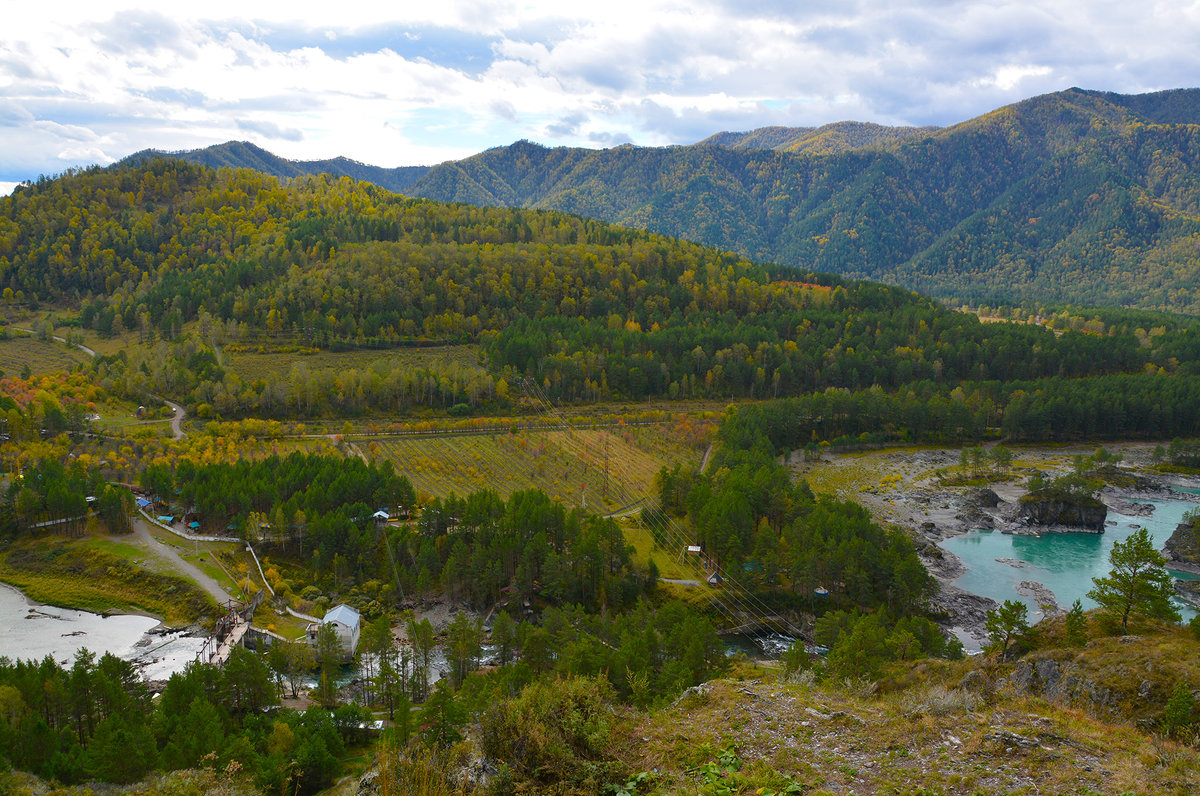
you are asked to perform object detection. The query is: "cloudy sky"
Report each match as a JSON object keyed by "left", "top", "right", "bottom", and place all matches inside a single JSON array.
[{"left": 2, "top": 0, "right": 1198, "bottom": 191}]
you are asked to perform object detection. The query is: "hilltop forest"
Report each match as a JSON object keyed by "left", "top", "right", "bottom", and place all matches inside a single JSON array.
[
  {"left": 142, "top": 87, "right": 1200, "bottom": 314},
  {"left": 4, "top": 159, "right": 1200, "bottom": 429}
]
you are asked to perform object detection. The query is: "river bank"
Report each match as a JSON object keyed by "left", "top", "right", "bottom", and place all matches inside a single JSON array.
[
  {"left": 791, "top": 443, "right": 1200, "bottom": 650},
  {"left": 0, "top": 581, "right": 208, "bottom": 679}
]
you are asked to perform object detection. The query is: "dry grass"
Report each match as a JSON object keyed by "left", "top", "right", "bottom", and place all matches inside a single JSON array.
[
  {"left": 616, "top": 670, "right": 1200, "bottom": 795},
  {"left": 0, "top": 334, "right": 90, "bottom": 376},
  {"left": 366, "top": 424, "right": 701, "bottom": 511},
  {"left": 0, "top": 535, "right": 218, "bottom": 624}
]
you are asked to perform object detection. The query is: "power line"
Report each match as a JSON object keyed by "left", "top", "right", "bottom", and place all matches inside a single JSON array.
[
  {"left": 519, "top": 377, "right": 797, "bottom": 637},
  {"left": 362, "top": 378, "right": 798, "bottom": 639}
]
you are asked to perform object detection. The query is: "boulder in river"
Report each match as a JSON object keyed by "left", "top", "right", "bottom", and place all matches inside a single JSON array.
[
  {"left": 965, "top": 487, "right": 1002, "bottom": 508},
  {"left": 1018, "top": 493, "right": 1106, "bottom": 531}
]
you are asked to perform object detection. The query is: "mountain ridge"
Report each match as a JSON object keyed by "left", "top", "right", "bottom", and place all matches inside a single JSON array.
[
  {"left": 697, "top": 120, "right": 940, "bottom": 154},
  {"left": 123, "top": 140, "right": 431, "bottom": 193},
  {"left": 121, "top": 87, "right": 1200, "bottom": 313}
]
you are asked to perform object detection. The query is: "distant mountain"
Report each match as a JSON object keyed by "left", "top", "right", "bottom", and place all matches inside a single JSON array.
[
  {"left": 135, "top": 88, "right": 1200, "bottom": 314},
  {"left": 697, "top": 121, "right": 938, "bottom": 155},
  {"left": 122, "top": 141, "right": 430, "bottom": 194}
]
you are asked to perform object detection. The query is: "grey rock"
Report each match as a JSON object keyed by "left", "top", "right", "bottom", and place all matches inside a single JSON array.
[
  {"left": 357, "top": 768, "right": 379, "bottom": 795},
  {"left": 1011, "top": 661, "right": 1035, "bottom": 693},
  {"left": 984, "top": 729, "right": 1038, "bottom": 750},
  {"left": 1164, "top": 516, "right": 1200, "bottom": 566},
  {"left": 958, "top": 669, "right": 990, "bottom": 694},
  {"left": 967, "top": 487, "right": 1002, "bottom": 508},
  {"left": 1017, "top": 495, "right": 1107, "bottom": 531},
  {"left": 1174, "top": 579, "right": 1200, "bottom": 608},
  {"left": 1035, "top": 659, "right": 1063, "bottom": 692}
]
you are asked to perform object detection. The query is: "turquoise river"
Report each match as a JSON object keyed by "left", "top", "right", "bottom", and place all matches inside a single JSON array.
[{"left": 941, "top": 495, "right": 1199, "bottom": 625}]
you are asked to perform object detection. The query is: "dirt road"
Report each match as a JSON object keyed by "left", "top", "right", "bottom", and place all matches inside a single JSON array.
[
  {"left": 162, "top": 398, "right": 186, "bottom": 440},
  {"left": 131, "top": 516, "right": 232, "bottom": 605}
]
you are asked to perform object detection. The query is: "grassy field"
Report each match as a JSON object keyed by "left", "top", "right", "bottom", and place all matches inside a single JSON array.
[
  {"left": 135, "top": 523, "right": 313, "bottom": 638},
  {"left": 88, "top": 536, "right": 156, "bottom": 563},
  {"left": 366, "top": 423, "right": 703, "bottom": 512},
  {"left": 0, "top": 535, "right": 219, "bottom": 625},
  {"left": 0, "top": 334, "right": 91, "bottom": 376},
  {"left": 141, "top": 522, "right": 245, "bottom": 597},
  {"left": 623, "top": 522, "right": 707, "bottom": 581},
  {"left": 222, "top": 343, "right": 486, "bottom": 381}
]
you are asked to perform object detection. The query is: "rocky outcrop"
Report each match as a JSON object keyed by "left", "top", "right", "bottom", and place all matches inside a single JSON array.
[
  {"left": 1105, "top": 497, "right": 1155, "bottom": 517},
  {"left": 1017, "top": 494, "right": 1106, "bottom": 531},
  {"left": 966, "top": 487, "right": 1001, "bottom": 508},
  {"left": 1173, "top": 578, "right": 1200, "bottom": 608},
  {"left": 1164, "top": 517, "right": 1200, "bottom": 565},
  {"left": 1015, "top": 580, "right": 1062, "bottom": 616},
  {"left": 1002, "top": 657, "right": 1116, "bottom": 711}
]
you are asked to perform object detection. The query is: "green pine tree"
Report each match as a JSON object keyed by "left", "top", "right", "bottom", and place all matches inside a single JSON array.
[
  {"left": 1087, "top": 528, "right": 1180, "bottom": 632},
  {"left": 1064, "top": 599, "right": 1089, "bottom": 647}
]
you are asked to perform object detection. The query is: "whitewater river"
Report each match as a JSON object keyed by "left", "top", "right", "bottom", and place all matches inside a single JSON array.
[
  {"left": 0, "top": 583, "right": 207, "bottom": 679},
  {"left": 941, "top": 496, "right": 1199, "bottom": 624}
]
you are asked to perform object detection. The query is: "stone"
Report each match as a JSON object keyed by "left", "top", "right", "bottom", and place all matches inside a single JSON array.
[
  {"left": 967, "top": 487, "right": 1002, "bottom": 508},
  {"left": 958, "top": 669, "right": 990, "bottom": 693},
  {"left": 985, "top": 729, "right": 1038, "bottom": 750},
  {"left": 1035, "top": 659, "right": 1063, "bottom": 692},
  {"left": 1017, "top": 493, "right": 1106, "bottom": 531},
  {"left": 1164, "top": 516, "right": 1200, "bottom": 565},
  {"left": 1010, "top": 661, "right": 1035, "bottom": 693}
]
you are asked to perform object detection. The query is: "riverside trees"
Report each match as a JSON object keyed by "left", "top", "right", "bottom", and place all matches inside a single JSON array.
[{"left": 1088, "top": 527, "right": 1180, "bottom": 632}]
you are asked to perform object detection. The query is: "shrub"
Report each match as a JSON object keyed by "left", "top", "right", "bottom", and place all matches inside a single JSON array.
[
  {"left": 898, "top": 685, "right": 982, "bottom": 717},
  {"left": 1163, "top": 681, "right": 1196, "bottom": 737},
  {"left": 478, "top": 676, "right": 618, "bottom": 786}
]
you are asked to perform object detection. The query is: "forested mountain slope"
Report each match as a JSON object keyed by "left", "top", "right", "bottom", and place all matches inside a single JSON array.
[
  {"left": 405, "top": 88, "right": 1200, "bottom": 313},
  {"left": 5, "top": 160, "right": 1200, "bottom": 424},
  {"left": 697, "top": 120, "right": 938, "bottom": 154},
  {"left": 137, "top": 88, "right": 1200, "bottom": 313}
]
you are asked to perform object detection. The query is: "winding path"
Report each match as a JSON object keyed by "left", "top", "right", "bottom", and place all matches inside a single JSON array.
[
  {"left": 13, "top": 327, "right": 96, "bottom": 358},
  {"left": 160, "top": 397, "right": 187, "bottom": 440},
  {"left": 130, "top": 516, "right": 233, "bottom": 605}
]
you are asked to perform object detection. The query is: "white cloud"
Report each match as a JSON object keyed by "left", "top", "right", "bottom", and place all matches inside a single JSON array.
[
  {"left": 974, "top": 65, "right": 1054, "bottom": 92},
  {"left": 0, "top": 1, "right": 1198, "bottom": 181}
]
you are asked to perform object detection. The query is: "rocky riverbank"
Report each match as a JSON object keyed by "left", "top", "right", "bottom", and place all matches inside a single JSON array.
[{"left": 792, "top": 445, "right": 1200, "bottom": 647}]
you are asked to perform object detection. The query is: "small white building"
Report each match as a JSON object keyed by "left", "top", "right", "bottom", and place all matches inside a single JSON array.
[{"left": 307, "top": 603, "right": 361, "bottom": 658}]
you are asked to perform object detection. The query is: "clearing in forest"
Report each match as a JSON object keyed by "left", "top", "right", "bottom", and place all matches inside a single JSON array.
[
  {"left": 0, "top": 335, "right": 90, "bottom": 376},
  {"left": 222, "top": 344, "right": 485, "bottom": 381},
  {"left": 366, "top": 424, "right": 703, "bottom": 512}
]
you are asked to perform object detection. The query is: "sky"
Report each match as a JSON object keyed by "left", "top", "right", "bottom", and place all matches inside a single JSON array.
[{"left": 2, "top": 0, "right": 1199, "bottom": 190}]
